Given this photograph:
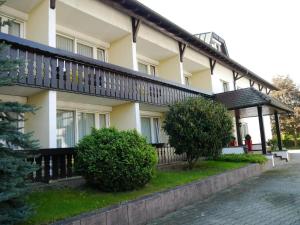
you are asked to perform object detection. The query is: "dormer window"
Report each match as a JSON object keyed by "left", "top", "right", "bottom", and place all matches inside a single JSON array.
[
  {"left": 211, "top": 39, "right": 222, "bottom": 52},
  {"left": 195, "top": 32, "right": 229, "bottom": 56}
]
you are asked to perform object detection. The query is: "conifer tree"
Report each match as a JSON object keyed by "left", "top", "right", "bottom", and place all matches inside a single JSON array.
[{"left": 0, "top": 42, "right": 38, "bottom": 224}]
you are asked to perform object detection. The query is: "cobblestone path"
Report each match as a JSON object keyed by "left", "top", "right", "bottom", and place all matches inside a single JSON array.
[{"left": 149, "top": 164, "right": 300, "bottom": 225}]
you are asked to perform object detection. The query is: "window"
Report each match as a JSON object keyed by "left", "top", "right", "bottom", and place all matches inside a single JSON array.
[
  {"left": 56, "top": 35, "right": 74, "bottom": 52},
  {"left": 141, "top": 117, "right": 160, "bottom": 144},
  {"left": 150, "top": 65, "right": 156, "bottom": 76},
  {"left": 57, "top": 110, "right": 75, "bottom": 148},
  {"left": 138, "top": 62, "right": 148, "bottom": 74},
  {"left": 221, "top": 80, "right": 229, "bottom": 92},
  {"left": 77, "top": 112, "right": 95, "bottom": 140},
  {"left": 152, "top": 118, "right": 160, "bottom": 144},
  {"left": 57, "top": 110, "right": 109, "bottom": 147},
  {"left": 77, "top": 43, "right": 93, "bottom": 58},
  {"left": 99, "top": 114, "right": 107, "bottom": 129},
  {"left": 0, "top": 15, "right": 23, "bottom": 37},
  {"left": 0, "top": 112, "right": 24, "bottom": 150},
  {"left": 141, "top": 117, "right": 152, "bottom": 143},
  {"left": 211, "top": 39, "right": 222, "bottom": 52},
  {"left": 97, "top": 48, "right": 106, "bottom": 61},
  {"left": 184, "top": 72, "right": 192, "bottom": 86},
  {"left": 138, "top": 61, "right": 156, "bottom": 76},
  {"left": 8, "top": 21, "right": 20, "bottom": 37},
  {"left": 56, "top": 34, "right": 106, "bottom": 61}
]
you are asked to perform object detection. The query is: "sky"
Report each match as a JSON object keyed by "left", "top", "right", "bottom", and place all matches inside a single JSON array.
[{"left": 138, "top": 0, "right": 300, "bottom": 85}]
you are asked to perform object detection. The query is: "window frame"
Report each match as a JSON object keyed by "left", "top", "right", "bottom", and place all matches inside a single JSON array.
[
  {"left": 138, "top": 60, "right": 156, "bottom": 76},
  {"left": 184, "top": 72, "right": 192, "bottom": 86},
  {"left": 56, "top": 110, "right": 76, "bottom": 148},
  {"left": 56, "top": 107, "right": 110, "bottom": 147},
  {"left": 0, "top": 14, "right": 24, "bottom": 38},
  {"left": 56, "top": 33, "right": 107, "bottom": 61},
  {"left": 140, "top": 116, "right": 161, "bottom": 144},
  {"left": 221, "top": 80, "right": 230, "bottom": 92}
]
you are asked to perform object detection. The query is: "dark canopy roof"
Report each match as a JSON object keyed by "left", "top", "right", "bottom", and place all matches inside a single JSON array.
[{"left": 214, "top": 88, "right": 293, "bottom": 118}]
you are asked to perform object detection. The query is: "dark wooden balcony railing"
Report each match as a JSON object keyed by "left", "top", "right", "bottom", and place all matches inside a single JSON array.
[
  {"left": 22, "top": 148, "right": 76, "bottom": 183},
  {"left": 0, "top": 33, "right": 209, "bottom": 106},
  {"left": 23, "top": 144, "right": 186, "bottom": 183}
]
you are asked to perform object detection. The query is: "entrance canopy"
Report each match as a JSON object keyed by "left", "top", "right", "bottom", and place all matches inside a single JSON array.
[
  {"left": 214, "top": 87, "right": 293, "bottom": 153},
  {"left": 214, "top": 87, "right": 293, "bottom": 118}
]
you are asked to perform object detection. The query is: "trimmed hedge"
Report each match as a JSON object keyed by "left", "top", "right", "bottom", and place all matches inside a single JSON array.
[
  {"left": 75, "top": 128, "right": 158, "bottom": 192},
  {"left": 215, "top": 154, "right": 268, "bottom": 164}
]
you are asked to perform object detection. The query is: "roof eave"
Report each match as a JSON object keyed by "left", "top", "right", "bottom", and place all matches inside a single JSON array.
[{"left": 100, "top": 0, "right": 278, "bottom": 91}]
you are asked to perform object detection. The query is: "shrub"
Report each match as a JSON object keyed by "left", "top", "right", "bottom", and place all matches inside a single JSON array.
[
  {"left": 282, "top": 139, "right": 299, "bottom": 148},
  {"left": 75, "top": 128, "right": 157, "bottom": 192},
  {"left": 163, "top": 97, "right": 233, "bottom": 169},
  {"left": 267, "top": 138, "right": 278, "bottom": 151},
  {"left": 215, "top": 154, "right": 268, "bottom": 164}
]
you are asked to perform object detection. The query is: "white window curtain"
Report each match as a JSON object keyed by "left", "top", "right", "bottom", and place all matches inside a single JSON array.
[
  {"left": 77, "top": 43, "right": 93, "bottom": 58},
  {"left": 141, "top": 117, "right": 152, "bottom": 143},
  {"left": 222, "top": 81, "right": 229, "bottom": 92},
  {"left": 99, "top": 114, "right": 107, "bottom": 129},
  {"left": 97, "top": 48, "right": 105, "bottom": 61},
  {"left": 56, "top": 35, "right": 74, "bottom": 52},
  {"left": 185, "top": 77, "right": 190, "bottom": 86},
  {"left": 138, "top": 62, "right": 148, "bottom": 74},
  {"left": 78, "top": 112, "right": 95, "bottom": 140},
  {"left": 8, "top": 21, "right": 20, "bottom": 37},
  {"left": 153, "top": 118, "right": 160, "bottom": 143},
  {"left": 57, "top": 110, "right": 75, "bottom": 148},
  {"left": 150, "top": 65, "right": 156, "bottom": 76}
]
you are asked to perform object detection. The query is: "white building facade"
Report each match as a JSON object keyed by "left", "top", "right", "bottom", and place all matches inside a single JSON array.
[{"left": 0, "top": 0, "right": 285, "bottom": 151}]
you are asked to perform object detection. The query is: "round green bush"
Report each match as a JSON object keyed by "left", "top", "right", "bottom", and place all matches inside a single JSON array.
[
  {"left": 163, "top": 97, "right": 233, "bottom": 169},
  {"left": 75, "top": 128, "right": 157, "bottom": 192}
]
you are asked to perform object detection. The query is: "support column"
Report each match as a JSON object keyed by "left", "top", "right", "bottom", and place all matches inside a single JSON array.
[
  {"left": 25, "top": 90, "right": 57, "bottom": 148},
  {"left": 257, "top": 106, "right": 267, "bottom": 154},
  {"left": 110, "top": 102, "right": 141, "bottom": 133},
  {"left": 235, "top": 110, "right": 243, "bottom": 146},
  {"left": 274, "top": 111, "right": 283, "bottom": 151},
  {"left": 178, "top": 42, "right": 186, "bottom": 85}
]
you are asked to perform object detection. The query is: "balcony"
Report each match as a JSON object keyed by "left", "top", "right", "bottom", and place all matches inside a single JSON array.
[{"left": 0, "top": 33, "right": 209, "bottom": 106}]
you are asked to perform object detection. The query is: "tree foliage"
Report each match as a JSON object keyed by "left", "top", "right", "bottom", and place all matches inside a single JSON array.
[
  {"left": 163, "top": 97, "right": 233, "bottom": 169},
  {"left": 272, "top": 75, "right": 300, "bottom": 146},
  {"left": 0, "top": 43, "right": 38, "bottom": 225},
  {"left": 75, "top": 128, "right": 157, "bottom": 192}
]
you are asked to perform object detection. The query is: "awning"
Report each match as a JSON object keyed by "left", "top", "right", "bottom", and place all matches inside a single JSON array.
[{"left": 214, "top": 88, "right": 293, "bottom": 118}]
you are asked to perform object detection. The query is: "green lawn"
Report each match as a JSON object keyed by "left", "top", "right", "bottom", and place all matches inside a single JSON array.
[{"left": 25, "top": 161, "right": 247, "bottom": 225}]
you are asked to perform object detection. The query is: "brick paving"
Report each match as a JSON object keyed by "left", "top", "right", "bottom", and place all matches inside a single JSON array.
[{"left": 149, "top": 163, "right": 300, "bottom": 225}]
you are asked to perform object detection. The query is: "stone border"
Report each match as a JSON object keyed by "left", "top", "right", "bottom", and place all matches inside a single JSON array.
[{"left": 52, "top": 160, "right": 273, "bottom": 225}]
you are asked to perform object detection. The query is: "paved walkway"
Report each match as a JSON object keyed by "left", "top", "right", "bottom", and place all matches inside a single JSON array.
[{"left": 149, "top": 163, "right": 300, "bottom": 225}]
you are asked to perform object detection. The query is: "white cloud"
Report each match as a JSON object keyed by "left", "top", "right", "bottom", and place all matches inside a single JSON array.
[{"left": 138, "top": 0, "right": 300, "bottom": 85}]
